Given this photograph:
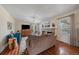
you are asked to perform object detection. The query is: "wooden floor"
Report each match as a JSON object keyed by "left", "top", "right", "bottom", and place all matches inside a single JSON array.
[
  {"left": 38, "top": 41, "right": 79, "bottom": 55},
  {"left": 0, "top": 40, "right": 79, "bottom": 55},
  {"left": 0, "top": 46, "right": 19, "bottom": 55}
]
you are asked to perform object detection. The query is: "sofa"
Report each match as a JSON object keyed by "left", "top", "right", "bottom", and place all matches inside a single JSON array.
[{"left": 27, "top": 34, "right": 56, "bottom": 55}]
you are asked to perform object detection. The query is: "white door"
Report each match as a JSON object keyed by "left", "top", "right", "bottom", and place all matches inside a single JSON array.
[{"left": 58, "top": 17, "right": 71, "bottom": 44}]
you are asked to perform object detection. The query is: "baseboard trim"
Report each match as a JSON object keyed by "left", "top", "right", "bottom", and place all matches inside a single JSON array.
[{"left": 0, "top": 44, "right": 8, "bottom": 53}]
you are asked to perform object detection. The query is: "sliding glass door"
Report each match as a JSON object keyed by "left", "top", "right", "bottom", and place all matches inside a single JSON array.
[{"left": 58, "top": 17, "right": 71, "bottom": 44}]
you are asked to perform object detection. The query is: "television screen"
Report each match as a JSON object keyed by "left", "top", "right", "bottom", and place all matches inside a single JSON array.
[{"left": 22, "top": 25, "right": 30, "bottom": 29}]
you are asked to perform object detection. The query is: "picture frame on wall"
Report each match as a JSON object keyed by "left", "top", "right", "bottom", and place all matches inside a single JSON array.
[{"left": 7, "top": 21, "right": 12, "bottom": 30}]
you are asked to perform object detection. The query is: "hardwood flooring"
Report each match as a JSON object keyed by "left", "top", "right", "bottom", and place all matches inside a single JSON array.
[
  {"left": 0, "top": 40, "right": 79, "bottom": 55},
  {"left": 0, "top": 46, "right": 19, "bottom": 55},
  {"left": 38, "top": 41, "right": 79, "bottom": 55}
]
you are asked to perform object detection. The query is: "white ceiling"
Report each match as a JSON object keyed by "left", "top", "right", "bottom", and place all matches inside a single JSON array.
[{"left": 2, "top": 4, "right": 79, "bottom": 23}]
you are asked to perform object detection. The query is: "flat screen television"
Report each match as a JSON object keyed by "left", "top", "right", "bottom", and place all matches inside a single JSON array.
[{"left": 22, "top": 25, "right": 30, "bottom": 29}]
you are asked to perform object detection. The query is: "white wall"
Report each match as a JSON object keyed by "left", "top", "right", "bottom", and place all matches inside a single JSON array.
[
  {"left": 15, "top": 19, "right": 31, "bottom": 31},
  {"left": 0, "top": 5, "right": 15, "bottom": 53},
  {"left": 74, "top": 10, "right": 79, "bottom": 47},
  {"left": 15, "top": 20, "right": 38, "bottom": 36}
]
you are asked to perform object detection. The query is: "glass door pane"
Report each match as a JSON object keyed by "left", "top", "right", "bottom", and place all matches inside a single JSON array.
[{"left": 58, "top": 17, "right": 71, "bottom": 44}]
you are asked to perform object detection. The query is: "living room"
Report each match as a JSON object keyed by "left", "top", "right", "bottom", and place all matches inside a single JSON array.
[{"left": 0, "top": 4, "right": 79, "bottom": 55}]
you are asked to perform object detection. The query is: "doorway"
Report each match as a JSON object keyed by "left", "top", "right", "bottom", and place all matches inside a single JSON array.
[{"left": 58, "top": 17, "right": 71, "bottom": 44}]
